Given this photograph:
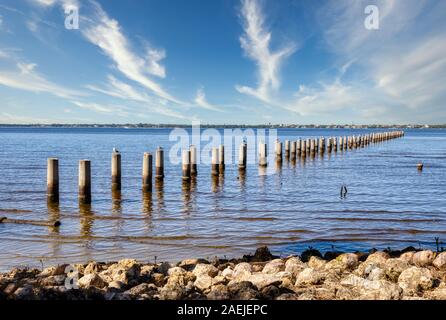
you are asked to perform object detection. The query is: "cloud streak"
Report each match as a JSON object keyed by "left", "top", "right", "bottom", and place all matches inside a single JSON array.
[
  {"left": 194, "top": 87, "right": 223, "bottom": 112},
  {"left": 236, "top": 0, "right": 296, "bottom": 103},
  {"left": 0, "top": 61, "right": 85, "bottom": 99},
  {"left": 80, "top": 1, "right": 182, "bottom": 104}
]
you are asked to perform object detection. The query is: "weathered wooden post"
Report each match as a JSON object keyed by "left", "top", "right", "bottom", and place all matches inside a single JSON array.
[
  {"left": 190, "top": 145, "right": 197, "bottom": 176},
  {"left": 211, "top": 147, "right": 219, "bottom": 175},
  {"left": 219, "top": 144, "right": 225, "bottom": 174},
  {"left": 79, "top": 160, "right": 91, "bottom": 205},
  {"left": 111, "top": 151, "right": 121, "bottom": 191},
  {"left": 333, "top": 137, "right": 338, "bottom": 152},
  {"left": 306, "top": 139, "right": 310, "bottom": 155},
  {"left": 275, "top": 139, "right": 282, "bottom": 161},
  {"left": 182, "top": 150, "right": 191, "bottom": 181},
  {"left": 47, "top": 158, "right": 59, "bottom": 203},
  {"left": 238, "top": 142, "right": 247, "bottom": 170},
  {"left": 319, "top": 137, "right": 325, "bottom": 154},
  {"left": 142, "top": 152, "right": 152, "bottom": 193},
  {"left": 285, "top": 140, "right": 290, "bottom": 159},
  {"left": 259, "top": 142, "right": 268, "bottom": 166},
  {"left": 327, "top": 137, "right": 332, "bottom": 153},
  {"left": 301, "top": 140, "right": 306, "bottom": 158},
  {"left": 297, "top": 139, "right": 302, "bottom": 156},
  {"left": 290, "top": 141, "right": 296, "bottom": 160},
  {"left": 155, "top": 147, "right": 164, "bottom": 180},
  {"left": 310, "top": 139, "right": 315, "bottom": 155}
]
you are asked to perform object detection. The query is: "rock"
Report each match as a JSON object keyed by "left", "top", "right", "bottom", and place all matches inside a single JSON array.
[
  {"left": 301, "top": 248, "right": 323, "bottom": 262},
  {"left": 156, "top": 262, "right": 172, "bottom": 275},
  {"left": 125, "top": 283, "right": 158, "bottom": 297},
  {"left": 400, "top": 251, "right": 415, "bottom": 264},
  {"left": 252, "top": 246, "right": 274, "bottom": 262},
  {"left": 52, "top": 264, "right": 70, "bottom": 276},
  {"left": 275, "top": 293, "right": 299, "bottom": 300},
  {"left": 178, "top": 258, "right": 209, "bottom": 271},
  {"left": 315, "top": 287, "right": 336, "bottom": 300},
  {"left": 295, "top": 268, "right": 324, "bottom": 286},
  {"left": 151, "top": 273, "right": 166, "bottom": 287},
  {"left": 262, "top": 259, "right": 285, "bottom": 274},
  {"left": 39, "top": 266, "right": 56, "bottom": 277},
  {"left": 14, "top": 285, "right": 35, "bottom": 300},
  {"left": 398, "top": 266, "right": 434, "bottom": 294},
  {"left": 412, "top": 250, "right": 435, "bottom": 267},
  {"left": 159, "top": 283, "right": 186, "bottom": 300},
  {"left": 207, "top": 284, "right": 229, "bottom": 300},
  {"left": 140, "top": 265, "right": 156, "bottom": 279},
  {"left": 308, "top": 256, "right": 326, "bottom": 270},
  {"left": 194, "top": 275, "right": 214, "bottom": 291},
  {"left": 425, "top": 287, "right": 446, "bottom": 300},
  {"left": 341, "top": 274, "right": 402, "bottom": 300},
  {"left": 284, "top": 257, "right": 306, "bottom": 279},
  {"left": 221, "top": 267, "right": 233, "bottom": 279},
  {"left": 108, "top": 280, "right": 125, "bottom": 290},
  {"left": 227, "top": 281, "right": 260, "bottom": 300},
  {"left": 192, "top": 264, "right": 218, "bottom": 277},
  {"left": 433, "top": 252, "right": 446, "bottom": 270},
  {"left": 84, "top": 262, "right": 103, "bottom": 275},
  {"left": 100, "top": 260, "right": 140, "bottom": 284},
  {"left": 167, "top": 267, "right": 187, "bottom": 276},
  {"left": 40, "top": 275, "right": 66, "bottom": 287},
  {"left": 367, "top": 267, "right": 386, "bottom": 281},
  {"left": 384, "top": 258, "right": 409, "bottom": 282},
  {"left": 336, "top": 253, "right": 359, "bottom": 270},
  {"left": 261, "top": 285, "right": 281, "bottom": 299},
  {"left": 366, "top": 251, "right": 390, "bottom": 265},
  {"left": 3, "top": 283, "right": 16, "bottom": 295},
  {"left": 78, "top": 273, "right": 107, "bottom": 289},
  {"left": 233, "top": 262, "right": 252, "bottom": 279},
  {"left": 246, "top": 273, "right": 282, "bottom": 290}
]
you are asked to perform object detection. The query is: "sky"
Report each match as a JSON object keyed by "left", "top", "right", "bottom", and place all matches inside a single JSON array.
[{"left": 0, "top": 0, "right": 445, "bottom": 125}]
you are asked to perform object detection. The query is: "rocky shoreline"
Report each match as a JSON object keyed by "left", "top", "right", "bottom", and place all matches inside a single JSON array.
[{"left": 1, "top": 246, "right": 446, "bottom": 300}]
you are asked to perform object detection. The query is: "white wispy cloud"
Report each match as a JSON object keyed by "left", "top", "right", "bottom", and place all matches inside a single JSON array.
[
  {"left": 80, "top": 1, "right": 182, "bottom": 104},
  {"left": 0, "top": 61, "right": 85, "bottom": 99},
  {"left": 70, "top": 100, "right": 128, "bottom": 115},
  {"left": 311, "top": 0, "right": 446, "bottom": 122},
  {"left": 194, "top": 87, "right": 223, "bottom": 112},
  {"left": 236, "top": 0, "right": 296, "bottom": 103}
]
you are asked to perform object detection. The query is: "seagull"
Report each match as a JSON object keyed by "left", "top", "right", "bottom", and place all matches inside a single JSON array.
[{"left": 113, "top": 147, "right": 119, "bottom": 153}]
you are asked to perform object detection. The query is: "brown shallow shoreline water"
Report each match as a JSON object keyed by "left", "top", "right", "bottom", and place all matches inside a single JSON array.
[{"left": 1, "top": 246, "right": 446, "bottom": 300}]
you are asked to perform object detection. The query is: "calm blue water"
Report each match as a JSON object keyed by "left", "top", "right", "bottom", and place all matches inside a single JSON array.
[{"left": 0, "top": 127, "right": 445, "bottom": 271}]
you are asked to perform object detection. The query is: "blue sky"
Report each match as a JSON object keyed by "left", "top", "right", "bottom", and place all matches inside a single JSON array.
[{"left": 0, "top": 0, "right": 445, "bottom": 124}]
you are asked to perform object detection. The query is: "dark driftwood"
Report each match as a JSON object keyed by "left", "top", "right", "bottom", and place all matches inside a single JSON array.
[{"left": 0, "top": 217, "right": 61, "bottom": 227}]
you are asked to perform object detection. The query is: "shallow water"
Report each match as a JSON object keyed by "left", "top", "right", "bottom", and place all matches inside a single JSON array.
[{"left": 0, "top": 127, "right": 445, "bottom": 271}]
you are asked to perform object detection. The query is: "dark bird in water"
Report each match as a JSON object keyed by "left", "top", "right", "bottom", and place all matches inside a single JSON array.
[{"left": 340, "top": 184, "right": 348, "bottom": 198}]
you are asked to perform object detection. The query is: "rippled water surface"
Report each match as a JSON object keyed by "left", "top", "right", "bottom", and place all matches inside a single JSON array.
[{"left": 0, "top": 127, "right": 445, "bottom": 271}]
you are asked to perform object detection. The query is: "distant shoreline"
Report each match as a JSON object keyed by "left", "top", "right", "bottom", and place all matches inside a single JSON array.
[{"left": 0, "top": 124, "right": 445, "bottom": 129}]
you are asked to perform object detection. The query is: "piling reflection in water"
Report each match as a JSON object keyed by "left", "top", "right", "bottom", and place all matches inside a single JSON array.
[
  {"left": 79, "top": 204, "right": 93, "bottom": 238},
  {"left": 111, "top": 190, "right": 122, "bottom": 214}
]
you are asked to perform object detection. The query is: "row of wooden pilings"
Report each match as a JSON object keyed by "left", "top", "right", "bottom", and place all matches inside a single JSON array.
[{"left": 46, "top": 130, "right": 404, "bottom": 205}]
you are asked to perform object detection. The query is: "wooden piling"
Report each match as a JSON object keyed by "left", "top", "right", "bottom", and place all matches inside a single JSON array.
[
  {"left": 285, "top": 140, "right": 290, "bottom": 158},
  {"left": 290, "top": 141, "right": 296, "bottom": 160},
  {"left": 275, "top": 140, "right": 283, "bottom": 161},
  {"left": 259, "top": 142, "right": 268, "bottom": 166},
  {"left": 238, "top": 143, "right": 247, "bottom": 170},
  {"left": 301, "top": 140, "right": 306, "bottom": 158},
  {"left": 211, "top": 147, "right": 219, "bottom": 175},
  {"left": 47, "top": 158, "right": 59, "bottom": 203},
  {"left": 319, "top": 137, "right": 325, "bottom": 154},
  {"left": 190, "top": 145, "right": 197, "bottom": 176},
  {"left": 182, "top": 150, "right": 191, "bottom": 181},
  {"left": 155, "top": 147, "right": 164, "bottom": 180},
  {"left": 111, "top": 152, "right": 121, "bottom": 191},
  {"left": 142, "top": 152, "right": 152, "bottom": 193},
  {"left": 79, "top": 160, "right": 91, "bottom": 205},
  {"left": 297, "top": 139, "right": 302, "bottom": 156},
  {"left": 310, "top": 139, "right": 315, "bottom": 154},
  {"left": 219, "top": 145, "right": 225, "bottom": 174}
]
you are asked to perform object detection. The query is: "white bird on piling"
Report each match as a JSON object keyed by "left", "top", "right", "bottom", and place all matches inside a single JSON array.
[{"left": 113, "top": 147, "right": 119, "bottom": 153}]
